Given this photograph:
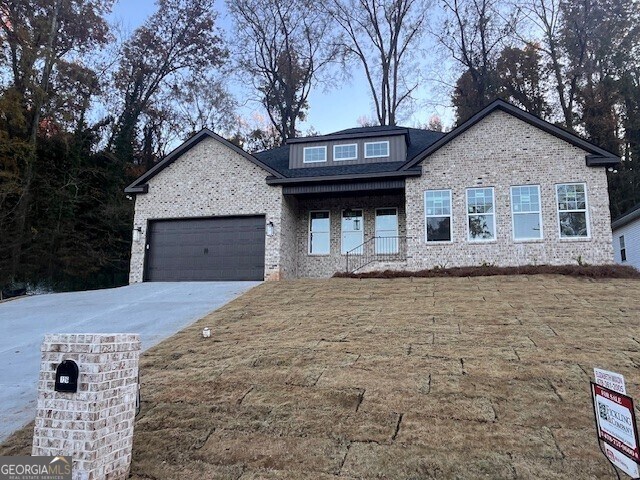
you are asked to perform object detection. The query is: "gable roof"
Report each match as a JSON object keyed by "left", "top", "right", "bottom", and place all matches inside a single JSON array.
[
  {"left": 124, "top": 128, "right": 285, "bottom": 194},
  {"left": 286, "top": 125, "right": 410, "bottom": 144},
  {"left": 125, "top": 99, "right": 620, "bottom": 194},
  {"left": 400, "top": 99, "right": 620, "bottom": 171},
  {"left": 612, "top": 203, "right": 640, "bottom": 230}
]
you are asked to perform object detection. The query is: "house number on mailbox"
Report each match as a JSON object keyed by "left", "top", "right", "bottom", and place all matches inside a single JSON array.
[{"left": 55, "top": 360, "right": 79, "bottom": 393}]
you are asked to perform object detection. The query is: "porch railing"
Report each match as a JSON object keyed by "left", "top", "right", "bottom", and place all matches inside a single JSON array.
[{"left": 345, "top": 236, "right": 408, "bottom": 274}]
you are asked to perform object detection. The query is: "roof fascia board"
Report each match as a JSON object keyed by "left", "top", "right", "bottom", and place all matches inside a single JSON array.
[
  {"left": 124, "top": 184, "right": 148, "bottom": 194},
  {"left": 586, "top": 154, "right": 620, "bottom": 167},
  {"left": 266, "top": 169, "right": 421, "bottom": 185},
  {"left": 612, "top": 205, "right": 640, "bottom": 230},
  {"left": 287, "top": 129, "right": 409, "bottom": 145},
  {"left": 124, "top": 129, "right": 284, "bottom": 194},
  {"left": 400, "top": 99, "right": 620, "bottom": 171}
]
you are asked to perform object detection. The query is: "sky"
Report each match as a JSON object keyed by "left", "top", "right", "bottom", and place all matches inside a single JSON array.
[{"left": 108, "top": 0, "right": 453, "bottom": 135}]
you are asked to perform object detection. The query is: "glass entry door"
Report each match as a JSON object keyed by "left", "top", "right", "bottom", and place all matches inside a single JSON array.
[
  {"left": 342, "top": 209, "right": 364, "bottom": 254},
  {"left": 375, "top": 208, "right": 399, "bottom": 254}
]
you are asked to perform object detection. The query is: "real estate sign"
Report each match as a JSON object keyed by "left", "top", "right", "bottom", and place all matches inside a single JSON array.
[
  {"left": 592, "top": 382, "right": 640, "bottom": 463},
  {"left": 594, "top": 368, "right": 627, "bottom": 394},
  {"left": 604, "top": 443, "right": 640, "bottom": 478}
]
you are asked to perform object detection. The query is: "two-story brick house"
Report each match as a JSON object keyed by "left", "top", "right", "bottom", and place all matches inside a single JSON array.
[{"left": 125, "top": 99, "right": 619, "bottom": 282}]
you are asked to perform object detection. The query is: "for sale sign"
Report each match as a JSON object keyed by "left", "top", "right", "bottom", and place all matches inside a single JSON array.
[
  {"left": 594, "top": 368, "right": 627, "bottom": 394},
  {"left": 592, "top": 382, "right": 640, "bottom": 463},
  {"left": 604, "top": 443, "right": 640, "bottom": 478}
]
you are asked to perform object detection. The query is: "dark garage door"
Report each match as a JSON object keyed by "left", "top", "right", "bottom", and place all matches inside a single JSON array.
[{"left": 145, "top": 216, "right": 266, "bottom": 281}]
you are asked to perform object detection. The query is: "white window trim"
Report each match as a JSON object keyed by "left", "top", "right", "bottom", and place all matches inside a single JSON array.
[
  {"left": 341, "top": 208, "right": 364, "bottom": 255},
  {"left": 303, "top": 146, "right": 327, "bottom": 163},
  {"left": 466, "top": 187, "right": 497, "bottom": 243},
  {"left": 333, "top": 143, "right": 358, "bottom": 161},
  {"left": 308, "top": 210, "right": 330, "bottom": 255},
  {"left": 620, "top": 235, "right": 627, "bottom": 262},
  {"left": 555, "top": 182, "right": 591, "bottom": 240},
  {"left": 375, "top": 207, "right": 399, "bottom": 254},
  {"left": 424, "top": 190, "right": 453, "bottom": 243},
  {"left": 510, "top": 185, "right": 544, "bottom": 242},
  {"left": 364, "top": 141, "right": 390, "bottom": 158}
]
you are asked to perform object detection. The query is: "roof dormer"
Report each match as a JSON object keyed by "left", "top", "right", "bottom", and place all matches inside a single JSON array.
[{"left": 286, "top": 127, "right": 410, "bottom": 170}]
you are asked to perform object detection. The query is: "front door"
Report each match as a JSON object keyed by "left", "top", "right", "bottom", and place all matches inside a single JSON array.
[
  {"left": 375, "top": 208, "right": 399, "bottom": 253},
  {"left": 342, "top": 209, "right": 364, "bottom": 254}
]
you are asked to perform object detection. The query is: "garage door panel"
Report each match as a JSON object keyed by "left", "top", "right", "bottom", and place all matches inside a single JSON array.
[{"left": 146, "top": 216, "right": 266, "bottom": 281}]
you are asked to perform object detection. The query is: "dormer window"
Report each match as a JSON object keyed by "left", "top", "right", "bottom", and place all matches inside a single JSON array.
[
  {"left": 303, "top": 146, "right": 327, "bottom": 163},
  {"left": 365, "top": 141, "right": 389, "bottom": 158},
  {"left": 334, "top": 144, "right": 358, "bottom": 161}
]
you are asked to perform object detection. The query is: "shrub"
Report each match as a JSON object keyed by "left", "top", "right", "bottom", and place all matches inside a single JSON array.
[{"left": 334, "top": 264, "right": 640, "bottom": 279}]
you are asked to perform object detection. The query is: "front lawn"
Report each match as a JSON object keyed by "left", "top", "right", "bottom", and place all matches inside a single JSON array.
[{"left": 3, "top": 276, "right": 639, "bottom": 479}]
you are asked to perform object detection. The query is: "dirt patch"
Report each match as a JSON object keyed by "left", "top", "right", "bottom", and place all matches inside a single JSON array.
[{"left": 2, "top": 275, "right": 639, "bottom": 478}]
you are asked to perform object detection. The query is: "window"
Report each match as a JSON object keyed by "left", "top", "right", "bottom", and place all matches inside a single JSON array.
[
  {"left": 620, "top": 235, "right": 626, "bottom": 262},
  {"left": 511, "top": 185, "right": 542, "bottom": 240},
  {"left": 425, "top": 190, "right": 452, "bottom": 242},
  {"left": 309, "top": 211, "right": 330, "bottom": 255},
  {"left": 556, "top": 183, "right": 589, "bottom": 238},
  {"left": 334, "top": 144, "right": 357, "bottom": 161},
  {"left": 467, "top": 187, "right": 496, "bottom": 241},
  {"left": 375, "top": 208, "right": 399, "bottom": 253},
  {"left": 364, "top": 141, "right": 389, "bottom": 158},
  {"left": 342, "top": 209, "right": 364, "bottom": 254},
  {"left": 303, "top": 146, "right": 327, "bottom": 163}
]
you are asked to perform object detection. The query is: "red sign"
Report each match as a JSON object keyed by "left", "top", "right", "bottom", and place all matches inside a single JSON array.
[{"left": 592, "top": 382, "right": 640, "bottom": 463}]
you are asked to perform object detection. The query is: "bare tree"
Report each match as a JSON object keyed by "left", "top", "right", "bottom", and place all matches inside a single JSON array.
[
  {"left": 109, "top": 0, "right": 226, "bottom": 163},
  {"left": 434, "top": 0, "right": 518, "bottom": 122},
  {"left": 325, "top": 0, "right": 431, "bottom": 126},
  {"left": 228, "top": 0, "right": 337, "bottom": 145},
  {"left": 516, "top": 0, "right": 580, "bottom": 129}
]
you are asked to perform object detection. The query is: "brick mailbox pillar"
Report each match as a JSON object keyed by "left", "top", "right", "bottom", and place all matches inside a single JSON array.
[{"left": 32, "top": 334, "right": 141, "bottom": 480}]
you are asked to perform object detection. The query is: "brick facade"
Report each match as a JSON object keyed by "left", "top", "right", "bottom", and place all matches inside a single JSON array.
[
  {"left": 293, "top": 194, "right": 406, "bottom": 277},
  {"left": 32, "top": 334, "right": 140, "bottom": 480},
  {"left": 129, "top": 138, "right": 288, "bottom": 282},
  {"left": 405, "top": 110, "right": 614, "bottom": 269},
  {"left": 129, "top": 110, "right": 614, "bottom": 281}
]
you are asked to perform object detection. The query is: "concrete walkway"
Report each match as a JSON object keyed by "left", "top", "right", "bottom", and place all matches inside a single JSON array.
[{"left": 0, "top": 281, "right": 259, "bottom": 442}]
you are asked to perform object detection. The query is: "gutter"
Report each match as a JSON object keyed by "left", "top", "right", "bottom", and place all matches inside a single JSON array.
[{"left": 265, "top": 169, "right": 422, "bottom": 185}]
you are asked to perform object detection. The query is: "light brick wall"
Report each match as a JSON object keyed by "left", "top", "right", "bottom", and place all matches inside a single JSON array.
[
  {"left": 129, "top": 138, "right": 286, "bottom": 282},
  {"left": 32, "top": 334, "right": 140, "bottom": 480},
  {"left": 294, "top": 194, "right": 406, "bottom": 277},
  {"left": 280, "top": 196, "right": 300, "bottom": 278},
  {"left": 405, "top": 110, "right": 614, "bottom": 269}
]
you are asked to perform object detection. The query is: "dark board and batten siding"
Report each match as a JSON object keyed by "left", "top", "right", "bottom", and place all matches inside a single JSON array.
[
  {"left": 289, "top": 135, "right": 407, "bottom": 169},
  {"left": 145, "top": 216, "right": 266, "bottom": 281}
]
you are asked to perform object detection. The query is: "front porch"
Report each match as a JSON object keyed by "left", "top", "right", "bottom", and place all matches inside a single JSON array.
[{"left": 283, "top": 190, "right": 409, "bottom": 278}]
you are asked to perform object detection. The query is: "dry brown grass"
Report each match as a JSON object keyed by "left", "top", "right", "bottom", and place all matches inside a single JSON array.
[{"left": 2, "top": 275, "right": 640, "bottom": 479}]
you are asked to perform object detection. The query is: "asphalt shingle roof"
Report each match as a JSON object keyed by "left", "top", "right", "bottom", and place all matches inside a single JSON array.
[{"left": 253, "top": 127, "right": 445, "bottom": 178}]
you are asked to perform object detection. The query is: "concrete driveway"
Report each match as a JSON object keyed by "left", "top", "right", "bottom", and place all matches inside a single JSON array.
[{"left": 0, "top": 281, "right": 259, "bottom": 442}]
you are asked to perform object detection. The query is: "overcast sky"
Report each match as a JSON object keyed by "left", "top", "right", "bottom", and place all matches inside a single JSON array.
[{"left": 109, "top": 0, "right": 453, "bottom": 134}]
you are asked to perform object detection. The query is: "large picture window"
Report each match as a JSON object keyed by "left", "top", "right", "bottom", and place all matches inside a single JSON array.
[
  {"left": 303, "top": 146, "right": 326, "bottom": 163},
  {"left": 334, "top": 144, "right": 357, "bottom": 161},
  {"left": 309, "top": 211, "right": 330, "bottom": 254},
  {"left": 511, "top": 185, "right": 542, "bottom": 240},
  {"left": 425, "top": 190, "right": 452, "bottom": 242},
  {"left": 556, "top": 183, "right": 589, "bottom": 238},
  {"left": 467, "top": 187, "right": 495, "bottom": 241},
  {"left": 364, "top": 141, "right": 389, "bottom": 158},
  {"left": 342, "top": 209, "right": 364, "bottom": 254}
]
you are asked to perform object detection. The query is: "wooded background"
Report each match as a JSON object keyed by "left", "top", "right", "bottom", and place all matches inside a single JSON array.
[{"left": 1, "top": 0, "right": 638, "bottom": 291}]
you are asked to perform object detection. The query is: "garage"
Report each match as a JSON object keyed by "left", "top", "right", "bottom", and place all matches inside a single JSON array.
[{"left": 144, "top": 216, "right": 266, "bottom": 281}]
